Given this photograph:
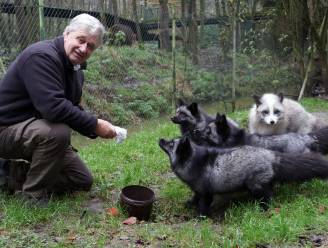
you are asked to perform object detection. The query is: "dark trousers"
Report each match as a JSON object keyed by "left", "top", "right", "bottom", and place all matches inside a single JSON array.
[{"left": 0, "top": 118, "right": 93, "bottom": 198}]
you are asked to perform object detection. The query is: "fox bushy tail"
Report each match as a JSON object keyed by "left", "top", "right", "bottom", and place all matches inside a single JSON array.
[
  {"left": 273, "top": 153, "right": 328, "bottom": 183},
  {"left": 310, "top": 127, "right": 328, "bottom": 154}
]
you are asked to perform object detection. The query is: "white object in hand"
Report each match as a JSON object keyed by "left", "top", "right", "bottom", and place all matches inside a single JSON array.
[{"left": 114, "top": 126, "right": 127, "bottom": 143}]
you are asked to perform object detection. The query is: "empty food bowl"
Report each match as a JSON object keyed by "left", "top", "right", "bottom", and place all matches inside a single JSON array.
[{"left": 120, "top": 185, "right": 155, "bottom": 221}]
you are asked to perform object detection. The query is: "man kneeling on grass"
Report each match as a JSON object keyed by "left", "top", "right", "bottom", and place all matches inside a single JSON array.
[{"left": 0, "top": 14, "right": 121, "bottom": 207}]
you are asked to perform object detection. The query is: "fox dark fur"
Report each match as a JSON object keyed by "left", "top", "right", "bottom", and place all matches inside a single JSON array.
[
  {"left": 171, "top": 99, "right": 238, "bottom": 145},
  {"left": 199, "top": 113, "right": 328, "bottom": 154},
  {"left": 159, "top": 136, "right": 328, "bottom": 215}
]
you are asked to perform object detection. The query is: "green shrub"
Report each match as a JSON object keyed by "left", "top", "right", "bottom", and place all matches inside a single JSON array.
[
  {"left": 110, "top": 103, "right": 137, "bottom": 125},
  {"left": 82, "top": 44, "right": 300, "bottom": 127},
  {"left": 127, "top": 100, "right": 158, "bottom": 119}
]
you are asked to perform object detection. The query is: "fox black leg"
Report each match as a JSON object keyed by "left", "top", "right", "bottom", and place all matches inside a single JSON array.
[
  {"left": 248, "top": 184, "right": 273, "bottom": 211},
  {"left": 197, "top": 194, "right": 213, "bottom": 217},
  {"left": 256, "top": 190, "right": 273, "bottom": 211},
  {"left": 185, "top": 193, "right": 200, "bottom": 209}
]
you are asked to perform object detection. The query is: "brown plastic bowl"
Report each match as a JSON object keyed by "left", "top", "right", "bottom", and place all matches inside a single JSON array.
[{"left": 120, "top": 185, "right": 155, "bottom": 221}]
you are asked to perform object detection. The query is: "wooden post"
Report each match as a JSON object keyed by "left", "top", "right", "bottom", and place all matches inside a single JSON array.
[
  {"left": 172, "top": 6, "right": 177, "bottom": 110},
  {"left": 298, "top": 50, "right": 313, "bottom": 101},
  {"left": 38, "top": 0, "right": 45, "bottom": 40}
]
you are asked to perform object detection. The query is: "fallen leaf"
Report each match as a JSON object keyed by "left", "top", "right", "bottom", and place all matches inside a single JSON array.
[
  {"left": 106, "top": 207, "right": 119, "bottom": 217},
  {"left": 122, "top": 216, "right": 137, "bottom": 225},
  {"left": 273, "top": 208, "right": 281, "bottom": 214},
  {"left": 319, "top": 205, "right": 326, "bottom": 214},
  {"left": 67, "top": 234, "right": 77, "bottom": 241},
  {"left": 0, "top": 229, "right": 8, "bottom": 235}
]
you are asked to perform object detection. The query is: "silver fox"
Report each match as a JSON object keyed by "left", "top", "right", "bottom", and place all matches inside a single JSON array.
[
  {"left": 171, "top": 99, "right": 238, "bottom": 145},
  {"left": 199, "top": 113, "right": 328, "bottom": 154},
  {"left": 159, "top": 136, "right": 328, "bottom": 216}
]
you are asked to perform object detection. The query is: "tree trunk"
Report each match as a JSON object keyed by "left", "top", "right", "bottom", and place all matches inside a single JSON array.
[
  {"left": 298, "top": 55, "right": 313, "bottom": 101},
  {"left": 215, "top": 0, "right": 222, "bottom": 62},
  {"left": 99, "top": 0, "right": 106, "bottom": 25},
  {"left": 231, "top": 0, "right": 240, "bottom": 112},
  {"left": 187, "top": 0, "right": 198, "bottom": 64},
  {"left": 112, "top": 0, "right": 119, "bottom": 24},
  {"left": 306, "top": 0, "right": 328, "bottom": 92},
  {"left": 181, "top": 0, "right": 186, "bottom": 20},
  {"left": 180, "top": 0, "right": 188, "bottom": 50},
  {"left": 159, "top": 0, "right": 171, "bottom": 51},
  {"left": 122, "top": 0, "right": 127, "bottom": 17},
  {"left": 132, "top": 0, "right": 143, "bottom": 42},
  {"left": 216, "top": 0, "right": 222, "bottom": 16},
  {"left": 250, "top": 0, "right": 258, "bottom": 33},
  {"left": 199, "top": 0, "right": 205, "bottom": 47}
]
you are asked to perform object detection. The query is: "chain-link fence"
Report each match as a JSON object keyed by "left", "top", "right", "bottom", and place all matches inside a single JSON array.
[{"left": 0, "top": 0, "right": 318, "bottom": 127}]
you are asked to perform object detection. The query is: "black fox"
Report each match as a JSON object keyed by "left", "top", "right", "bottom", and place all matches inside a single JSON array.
[
  {"left": 159, "top": 136, "right": 328, "bottom": 216},
  {"left": 198, "top": 113, "right": 328, "bottom": 154},
  {"left": 171, "top": 99, "right": 238, "bottom": 145}
]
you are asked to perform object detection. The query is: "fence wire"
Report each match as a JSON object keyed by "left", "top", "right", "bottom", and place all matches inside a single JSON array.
[{"left": 0, "top": 0, "right": 305, "bottom": 126}]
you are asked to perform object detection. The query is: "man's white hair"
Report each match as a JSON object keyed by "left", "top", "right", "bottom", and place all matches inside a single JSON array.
[{"left": 64, "top": 13, "right": 105, "bottom": 46}]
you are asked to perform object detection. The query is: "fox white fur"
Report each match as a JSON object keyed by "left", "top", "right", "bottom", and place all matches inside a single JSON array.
[
  {"left": 249, "top": 93, "right": 325, "bottom": 135},
  {"left": 199, "top": 113, "right": 328, "bottom": 155}
]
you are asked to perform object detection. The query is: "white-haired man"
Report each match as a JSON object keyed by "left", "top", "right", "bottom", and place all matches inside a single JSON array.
[{"left": 0, "top": 14, "right": 117, "bottom": 207}]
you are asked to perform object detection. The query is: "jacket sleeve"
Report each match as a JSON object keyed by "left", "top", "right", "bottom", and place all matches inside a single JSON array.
[{"left": 19, "top": 53, "right": 98, "bottom": 138}]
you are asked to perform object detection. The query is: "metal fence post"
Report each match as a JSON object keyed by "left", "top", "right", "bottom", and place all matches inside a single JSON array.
[
  {"left": 38, "top": 0, "right": 45, "bottom": 40},
  {"left": 172, "top": 6, "right": 176, "bottom": 110}
]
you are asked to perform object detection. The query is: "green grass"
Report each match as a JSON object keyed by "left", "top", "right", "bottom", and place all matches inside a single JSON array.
[{"left": 1, "top": 98, "right": 328, "bottom": 247}]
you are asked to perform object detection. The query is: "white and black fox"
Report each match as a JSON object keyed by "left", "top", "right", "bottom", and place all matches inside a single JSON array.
[
  {"left": 159, "top": 136, "right": 328, "bottom": 216},
  {"left": 199, "top": 113, "right": 328, "bottom": 154},
  {"left": 248, "top": 93, "right": 326, "bottom": 135},
  {"left": 171, "top": 99, "right": 238, "bottom": 144}
]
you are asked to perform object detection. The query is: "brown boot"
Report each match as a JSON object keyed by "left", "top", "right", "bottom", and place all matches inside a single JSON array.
[{"left": 14, "top": 190, "right": 49, "bottom": 208}]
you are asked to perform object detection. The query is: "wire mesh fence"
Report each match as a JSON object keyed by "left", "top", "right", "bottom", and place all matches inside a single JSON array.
[{"left": 0, "top": 0, "right": 313, "bottom": 127}]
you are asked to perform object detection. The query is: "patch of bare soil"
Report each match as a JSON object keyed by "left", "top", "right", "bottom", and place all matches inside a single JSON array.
[
  {"left": 256, "top": 233, "right": 328, "bottom": 247},
  {"left": 299, "top": 234, "right": 328, "bottom": 247}
]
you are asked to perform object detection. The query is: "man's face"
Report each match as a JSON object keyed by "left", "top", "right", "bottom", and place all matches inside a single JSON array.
[{"left": 63, "top": 29, "right": 99, "bottom": 65}]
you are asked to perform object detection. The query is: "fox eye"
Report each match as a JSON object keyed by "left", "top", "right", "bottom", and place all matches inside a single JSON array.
[
  {"left": 169, "top": 142, "right": 174, "bottom": 149},
  {"left": 274, "top": 110, "right": 281, "bottom": 115},
  {"left": 262, "top": 110, "right": 269, "bottom": 115},
  {"left": 205, "top": 127, "right": 211, "bottom": 135}
]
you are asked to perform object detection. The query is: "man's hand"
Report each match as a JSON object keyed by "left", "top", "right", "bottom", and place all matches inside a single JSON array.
[{"left": 95, "top": 119, "right": 117, "bottom": 139}]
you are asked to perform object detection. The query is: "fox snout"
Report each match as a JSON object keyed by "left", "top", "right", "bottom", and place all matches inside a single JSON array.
[
  {"left": 159, "top": 138, "right": 167, "bottom": 147},
  {"left": 193, "top": 129, "right": 202, "bottom": 136},
  {"left": 264, "top": 116, "right": 278, "bottom": 126},
  {"left": 171, "top": 116, "right": 180, "bottom": 123},
  {"left": 159, "top": 138, "right": 170, "bottom": 152}
]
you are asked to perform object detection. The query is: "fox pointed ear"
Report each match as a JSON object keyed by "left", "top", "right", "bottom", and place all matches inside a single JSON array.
[
  {"left": 221, "top": 114, "right": 228, "bottom": 125},
  {"left": 215, "top": 113, "right": 222, "bottom": 122},
  {"left": 216, "top": 113, "right": 228, "bottom": 126},
  {"left": 177, "top": 99, "right": 186, "bottom": 107},
  {"left": 253, "top": 95, "right": 261, "bottom": 107},
  {"left": 188, "top": 102, "right": 199, "bottom": 116},
  {"left": 216, "top": 114, "right": 230, "bottom": 140},
  {"left": 278, "top": 93, "right": 284, "bottom": 102}
]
